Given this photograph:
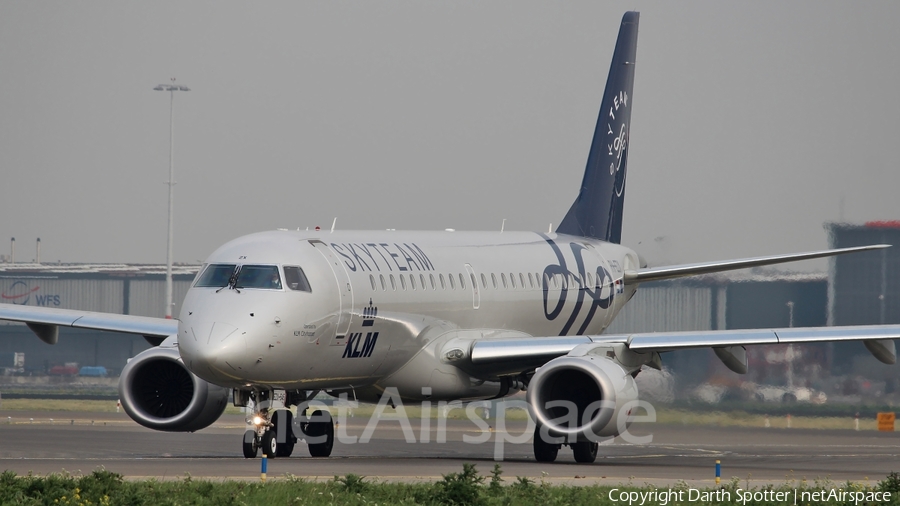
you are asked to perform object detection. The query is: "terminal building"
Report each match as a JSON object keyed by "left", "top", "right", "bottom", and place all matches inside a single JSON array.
[{"left": 0, "top": 263, "right": 199, "bottom": 375}]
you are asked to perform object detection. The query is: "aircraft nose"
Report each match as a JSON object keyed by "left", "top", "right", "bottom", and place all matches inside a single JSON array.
[{"left": 179, "top": 320, "right": 243, "bottom": 381}]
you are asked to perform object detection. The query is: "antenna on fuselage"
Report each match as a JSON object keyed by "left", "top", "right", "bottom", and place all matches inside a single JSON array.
[
  {"left": 501, "top": 219, "right": 506, "bottom": 233},
  {"left": 331, "top": 217, "right": 337, "bottom": 233},
  {"left": 548, "top": 223, "right": 553, "bottom": 233}
]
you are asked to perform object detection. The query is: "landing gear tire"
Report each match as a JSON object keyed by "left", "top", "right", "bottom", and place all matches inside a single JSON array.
[
  {"left": 242, "top": 430, "right": 259, "bottom": 459},
  {"left": 572, "top": 441, "right": 598, "bottom": 463},
  {"left": 533, "top": 424, "right": 559, "bottom": 463},
  {"left": 261, "top": 430, "right": 278, "bottom": 458},
  {"left": 273, "top": 410, "right": 296, "bottom": 457},
  {"left": 306, "top": 409, "right": 335, "bottom": 457}
]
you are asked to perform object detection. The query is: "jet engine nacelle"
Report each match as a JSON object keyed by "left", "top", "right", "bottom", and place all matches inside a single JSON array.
[
  {"left": 527, "top": 353, "right": 639, "bottom": 440},
  {"left": 118, "top": 341, "right": 229, "bottom": 432}
]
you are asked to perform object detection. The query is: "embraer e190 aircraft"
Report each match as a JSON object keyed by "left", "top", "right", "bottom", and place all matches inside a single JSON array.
[{"left": 2, "top": 11, "right": 898, "bottom": 464}]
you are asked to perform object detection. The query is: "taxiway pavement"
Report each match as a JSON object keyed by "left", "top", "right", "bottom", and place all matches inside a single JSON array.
[{"left": 1, "top": 410, "right": 898, "bottom": 486}]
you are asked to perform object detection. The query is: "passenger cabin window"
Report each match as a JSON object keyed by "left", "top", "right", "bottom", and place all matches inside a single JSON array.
[
  {"left": 235, "top": 265, "right": 282, "bottom": 290},
  {"left": 400, "top": 275, "right": 407, "bottom": 290},
  {"left": 390, "top": 275, "right": 396, "bottom": 291},
  {"left": 501, "top": 273, "right": 508, "bottom": 289},
  {"left": 195, "top": 264, "right": 237, "bottom": 287},
  {"left": 409, "top": 274, "right": 416, "bottom": 290},
  {"left": 439, "top": 274, "right": 446, "bottom": 289},
  {"left": 459, "top": 273, "right": 466, "bottom": 289},
  {"left": 481, "top": 273, "right": 487, "bottom": 288},
  {"left": 528, "top": 272, "right": 535, "bottom": 288},
  {"left": 430, "top": 274, "right": 436, "bottom": 290},
  {"left": 369, "top": 275, "right": 376, "bottom": 291},
  {"left": 519, "top": 273, "right": 526, "bottom": 288},
  {"left": 509, "top": 273, "right": 516, "bottom": 289},
  {"left": 380, "top": 274, "right": 386, "bottom": 291},
  {"left": 420, "top": 274, "right": 427, "bottom": 290},
  {"left": 283, "top": 266, "right": 312, "bottom": 292},
  {"left": 491, "top": 273, "right": 497, "bottom": 289},
  {"left": 448, "top": 274, "right": 455, "bottom": 289}
]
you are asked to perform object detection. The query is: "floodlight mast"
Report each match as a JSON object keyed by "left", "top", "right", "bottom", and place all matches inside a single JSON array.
[{"left": 153, "top": 79, "right": 190, "bottom": 319}]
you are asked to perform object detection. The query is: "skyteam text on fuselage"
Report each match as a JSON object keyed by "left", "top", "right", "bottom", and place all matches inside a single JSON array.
[{"left": 2, "top": 11, "right": 898, "bottom": 464}]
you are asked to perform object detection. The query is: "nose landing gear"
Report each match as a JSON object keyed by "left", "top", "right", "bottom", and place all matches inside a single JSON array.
[
  {"left": 242, "top": 429, "right": 259, "bottom": 458},
  {"left": 238, "top": 389, "right": 334, "bottom": 458},
  {"left": 244, "top": 407, "right": 284, "bottom": 458}
]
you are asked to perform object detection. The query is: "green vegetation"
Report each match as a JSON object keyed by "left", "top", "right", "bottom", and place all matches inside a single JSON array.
[
  {"left": 2, "top": 399, "right": 891, "bottom": 431},
  {"left": 0, "top": 399, "right": 123, "bottom": 413},
  {"left": 670, "top": 400, "right": 900, "bottom": 419},
  {"left": 0, "top": 399, "right": 248, "bottom": 415},
  {"left": 2, "top": 466, "right": 899, "bottom": 506},
  {"left": 655, "top": 408, "right": 883, "bottom": 430}
]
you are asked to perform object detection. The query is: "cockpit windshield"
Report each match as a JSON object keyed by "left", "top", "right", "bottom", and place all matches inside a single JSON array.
[
  {"left": 194, "top": 264, "right": 284, "bottom": 290},
  {"left": 194, "top": 264, "right": 237, "bottom": 287},
  {"left": 234, "top": 265, "right": 282, "bottom": 289}
]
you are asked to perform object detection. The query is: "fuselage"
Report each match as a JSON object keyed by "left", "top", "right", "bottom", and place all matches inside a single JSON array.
[{"left": 177, "top": 229, "right": 639, "bottom": 392}]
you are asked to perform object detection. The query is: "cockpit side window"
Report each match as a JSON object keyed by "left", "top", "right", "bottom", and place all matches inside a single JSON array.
[
  {"left": 194, "top": 264, "right": 237, "bottom": 287},
  {"left": 235, "top": 265, "right": 282, "bottom": 290},
  {"left": 283, "top": 266, "right": 312, "bottom": 292}
]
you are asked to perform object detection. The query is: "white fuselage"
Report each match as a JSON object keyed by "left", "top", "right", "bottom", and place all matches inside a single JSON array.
[{"left": 177, "top": 230, "right": 639, "bottom": 393}]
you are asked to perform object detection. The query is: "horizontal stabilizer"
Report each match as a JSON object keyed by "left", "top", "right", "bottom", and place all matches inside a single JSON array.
[{"left": 623, "top": 244, "right": 889, "bottom": 284}]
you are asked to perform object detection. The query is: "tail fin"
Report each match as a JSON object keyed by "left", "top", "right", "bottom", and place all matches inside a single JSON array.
[{"left": 556, "top": 11, "right": 639, "bottom": 243}]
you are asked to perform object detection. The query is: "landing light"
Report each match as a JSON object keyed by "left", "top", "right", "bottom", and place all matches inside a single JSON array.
[{"left": 252, "top": 416, "right": 264, "bottom": 426}]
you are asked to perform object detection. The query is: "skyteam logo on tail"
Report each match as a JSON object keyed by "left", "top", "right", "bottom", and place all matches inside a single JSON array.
[
  {"left": 607, "top": 90, "right": 628, "bottom": 197},
  {"left": 555, "top": 12, "right": 637, "bottom": 243}
]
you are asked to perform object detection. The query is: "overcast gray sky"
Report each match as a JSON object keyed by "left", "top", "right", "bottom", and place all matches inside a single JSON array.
[{"left": 2, "top": 2, "right": 899, "bottom": 270}]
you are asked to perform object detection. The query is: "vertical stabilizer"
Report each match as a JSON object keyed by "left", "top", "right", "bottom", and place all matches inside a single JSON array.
[{"left": 556, "top": 12, "right": 639, "bottom": 243}]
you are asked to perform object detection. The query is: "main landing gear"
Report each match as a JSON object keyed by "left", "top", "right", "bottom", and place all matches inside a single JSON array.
[
  {"left": 238, "top": 389, "right": 335, "bottom": 459},
  {"left": 533, "top": 423, "right": 599, "bottom": 464}
]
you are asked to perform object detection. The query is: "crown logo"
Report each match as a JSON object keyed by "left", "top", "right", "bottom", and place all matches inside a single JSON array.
[{"left": 362, "top": 298, "right": 378, "bottom": 327}]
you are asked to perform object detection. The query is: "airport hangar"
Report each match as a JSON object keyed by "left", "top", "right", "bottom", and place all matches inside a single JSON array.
[{"left": 0, "top": 222, "right": 897, "bottom": 388}]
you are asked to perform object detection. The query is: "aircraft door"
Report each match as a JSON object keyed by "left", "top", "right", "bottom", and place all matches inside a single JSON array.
[
  {"left": 464, "top": 263, "right": 480, "bottom": 309},
  {"left": 310, "top": 240, "right": 354, "bottom": 342}
]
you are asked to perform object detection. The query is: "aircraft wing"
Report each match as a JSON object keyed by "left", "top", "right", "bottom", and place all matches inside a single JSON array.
[
  {"left": 0, "top": 303, "right": 176, "bottom": 345},
  {"left": 624, "top": 244, "right": 888, "bottom": 284},
  {"left": 468, "top": 324, "right": 900, "bottom": 374}
]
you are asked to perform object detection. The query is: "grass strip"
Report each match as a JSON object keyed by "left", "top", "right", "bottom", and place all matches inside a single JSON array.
[
  {"left": 1, "top": 399, "right": 891, "bottom": 430},
  {"left": 2, "top": 465, "right": 899, "bottom": 506}
]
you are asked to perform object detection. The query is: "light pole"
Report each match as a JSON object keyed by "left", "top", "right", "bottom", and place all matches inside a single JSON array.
[
  {"left": 154, "top": 79, "right": 190, "bottom": 319},
  {"left": 786, "top": 301, "right": 794, "bottom": 390}
]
